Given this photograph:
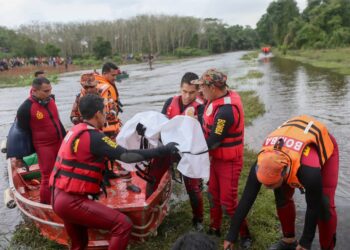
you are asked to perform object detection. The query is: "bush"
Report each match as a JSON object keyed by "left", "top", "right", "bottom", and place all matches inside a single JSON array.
[{"left": 174, "top": 47, "right": 209, "bottom": 58}]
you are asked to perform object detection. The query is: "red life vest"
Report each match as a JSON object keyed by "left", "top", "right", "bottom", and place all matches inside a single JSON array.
[
  {"left": 49, "top": 123, "right": 105, "bottom": 195},
  {"left": 166, "top": 95, "right": 204, "bottom": 118},
  {"left": 203, "top": 90, "right": 244, "bottom": 161},
  {"left": 28, "top": 96, "right": 64, "bottom": 145}
]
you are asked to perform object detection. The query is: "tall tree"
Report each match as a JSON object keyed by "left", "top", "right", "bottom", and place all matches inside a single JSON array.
[
  {"left": 257, "top": 0, "right": 300, "bottom": 45},
  {"left": 93, "top": 36, "right": 112, "bottom": 59}
]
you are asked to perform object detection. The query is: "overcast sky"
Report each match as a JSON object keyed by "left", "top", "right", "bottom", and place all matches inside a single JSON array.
[{"left": 0, "top": 0, "right": 307, "bottom": 29}]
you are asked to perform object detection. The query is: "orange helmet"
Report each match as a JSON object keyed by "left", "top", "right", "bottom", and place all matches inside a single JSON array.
[{"left": 256, "top": 149, "right": 291, "bottom": 186}]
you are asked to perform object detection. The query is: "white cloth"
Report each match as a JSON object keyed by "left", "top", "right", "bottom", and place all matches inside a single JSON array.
[
  {"left": 116, "top": 111, "right": 168, "bottom": 171},
  {"left": 116, "top": 111, "right": 210, "bottom": 179},
  {"left": 160, "top": 115, "right": 210, "bottom": 179}
]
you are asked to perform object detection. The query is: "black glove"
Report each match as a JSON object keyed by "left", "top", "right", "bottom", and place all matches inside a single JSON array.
[
  {"left": 136, "top": 123, "right": 146, "bottom": 136},
  {"left": 164, "top": 142, "right": 179, "bottom": 154}
]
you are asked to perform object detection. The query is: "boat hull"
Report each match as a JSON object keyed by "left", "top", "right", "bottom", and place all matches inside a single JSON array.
[{"left": 8, "top": 157, "right": 172, "bottom": 248}]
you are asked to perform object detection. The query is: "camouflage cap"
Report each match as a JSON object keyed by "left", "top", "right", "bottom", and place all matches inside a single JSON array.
[
  {"left": 80, "top": 73, "right": 97, "bottom": 87},
  {"left": 192, "top": 69, "right": 227, "bottom": 87}
]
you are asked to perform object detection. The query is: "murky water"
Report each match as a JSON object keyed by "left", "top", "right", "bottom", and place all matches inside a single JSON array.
[{"left": 0, "top": 52, "right": 349, "bottom": 249}]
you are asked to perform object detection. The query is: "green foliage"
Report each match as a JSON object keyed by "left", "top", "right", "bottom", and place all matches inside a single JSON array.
[
  {"left": 0, "top": 72, "right": 59, "bottom": 88},
  {"left": 257, "top": 0, "right": 300, "bottom": 46},
  {"left": 92, "top": 36, "right": 112, "bottom": 59},
  {"left": 44, "top": 44, "right": 61, "bottom": 56},
  {"left": 327, "top": 27, "right": 350, "bottom": 47},
  {"left": 258, "top": 0, "right": 350, "bottom": 49},
  {"left": 7, "top": 220, "right": 65, "bottom": 250},
  {"left": 112, "top": 53, "right": 123, "bottom": 65},
  {"left": 236, "top": 70, "right": 264, "bottom": 82},
  {"left": 73, "top": 54, "right": 101, "bottom": 67},
  {"left": 295, "top": 23, "right": 326, "bottom": 48},
  {"left": 284, "top": 0, "right": 350, "bottom": 48},
  {"left": 240, "top": 51, "right": 259, "bottom": 61},
  {"left": 240, "top": 90, "right": 266, "bottom": 126},
  {"left": 274, "top": 47, "right": 350, "bottom": 75},
  {"left": 174, "top": 47, "right": 209, "bottom": 58},
  {"left": 0, "top": 26, "right": 40, "bottom": 57},
  {"left": 189, "top": 34, "right": 199, "bottom": 48}
]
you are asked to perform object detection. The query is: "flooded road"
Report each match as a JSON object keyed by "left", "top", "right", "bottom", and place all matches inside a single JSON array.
[{"left": 0, "top": 52, "right": 349, "bottom": 249}]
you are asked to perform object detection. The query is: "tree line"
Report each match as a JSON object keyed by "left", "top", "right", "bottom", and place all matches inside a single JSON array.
[
  {"left": 1, "top": 15, "right": 259, "bottom": 59},
  {"left": 257, "top": 0, "right": 350, "bottom": 49},
  {"left": 2, "top": 0, "right": 350, "bottom": 59}
]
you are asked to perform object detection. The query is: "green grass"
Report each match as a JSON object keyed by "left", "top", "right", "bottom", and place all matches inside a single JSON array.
[
  {"left": 8, "top": 90, "right": 276, "bottom": 250},
  {"left": 240, "top": 90, "right": 266, "bottom": 126},
  {"left": 236, "top": 70, "right": 264, "bottom": 81},
  {"left": 240, "top": 51, "right": 259, "bottom": 61},
  {"left": 7, "top": 219, "right": 66, "bottom": 250},
  {"left": 274, "top": 47, "right": 350, "bottom": 75},
  {"left": 0, "top": 73, "right": 58, "bottom": 88}
]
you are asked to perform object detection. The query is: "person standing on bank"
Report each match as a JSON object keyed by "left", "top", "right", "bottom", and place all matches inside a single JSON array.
[
  {"left": 192, "top": 69, "right": 252, "bottom": 248},
  {"left": 17, "top": 77, "right": 66, "bottom": 204},
  {"left": 162, "top": 72, "right": 205, "bottom": 231},
  {"left": 50, "top": 94, "right": 179, "bottom": 250},
  {"left": 224, "top": 115, "right": 339, "bottom": 250}
]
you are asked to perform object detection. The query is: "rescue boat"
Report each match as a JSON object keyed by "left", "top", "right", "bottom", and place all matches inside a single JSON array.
[
  {"left": 116, "top": 71, "right": 129, "bottom": 82},
  {"left": 6, "top": 156, "right": 172, "bottom": 249}
]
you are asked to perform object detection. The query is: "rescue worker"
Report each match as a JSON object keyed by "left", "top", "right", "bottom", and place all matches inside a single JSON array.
[
  {"left": 17, "top": 77, "right": 66, "bottom": 204},
  {"left": 148, "top": 53, "right": 154, "bottom": 70},
  {"left": 95, "top": 62, "right": 122, "bottom": 138},
  {"left": 49, "top": 94, "right": 179, "bottom": 250},
  {"left": 34, "top": 70, "right": 45, "bottom": 78},
  {"left": 95, "top": 62, "right": 132, "bottom": 183},
  {"left": 224, "top": 115, "right": 339, "bottom": 250},
  {"left": 192, "top": 69, "right": 252, "bottom": 248},
  {"left": 161, "top": 72, "right": 205, "bottom": 231},
  {"left": 70, "top": 73, "right": 100, "bottom": 125}
]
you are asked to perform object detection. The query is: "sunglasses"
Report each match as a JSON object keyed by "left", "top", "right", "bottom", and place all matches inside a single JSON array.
[{"left": 83, "top": 86, "right": 96, "bottom": 89}]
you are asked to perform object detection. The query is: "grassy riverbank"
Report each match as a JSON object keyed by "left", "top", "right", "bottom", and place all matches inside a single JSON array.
[
  {"left": 274, "top": 47, "right": 350, "bottom": 75},
  {"left": 7, "top": 89, "right": 278, "bottom": 250},
  {"left": 0, "top": 65, "right": 82, "bottom": 88},
  {"left": 0, "top": 52, "right": 208, "bottom": 88}
]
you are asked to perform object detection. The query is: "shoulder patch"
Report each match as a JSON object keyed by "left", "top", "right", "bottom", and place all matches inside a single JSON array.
[
  {"left": 102, "top": 136, "right": 118, "bottom": 148},
  {"left": 215, "top": 119, "right": 226, "bottom": 135}
]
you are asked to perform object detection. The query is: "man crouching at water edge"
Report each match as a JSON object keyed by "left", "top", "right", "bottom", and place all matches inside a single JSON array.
[
  {"left": 224, "top": 115, "right": 339, "bottom": 250},
  {"left": 49, "top": 94, "right": 179, "bottom": 250}
]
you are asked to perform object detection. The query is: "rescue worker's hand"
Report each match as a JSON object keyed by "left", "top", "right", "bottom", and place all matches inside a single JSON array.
[
  {"left": 296, "top": 245, "right": 307, "bottom": 250},
  {"left": 224, "top": 240, "right": 234, "bottom": 250},
  {"left": 136, "top": 123, "right": 146, "bottom": 136},
  {"left": 164, "top": 142, "right": 179, "bottom": 154}
]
